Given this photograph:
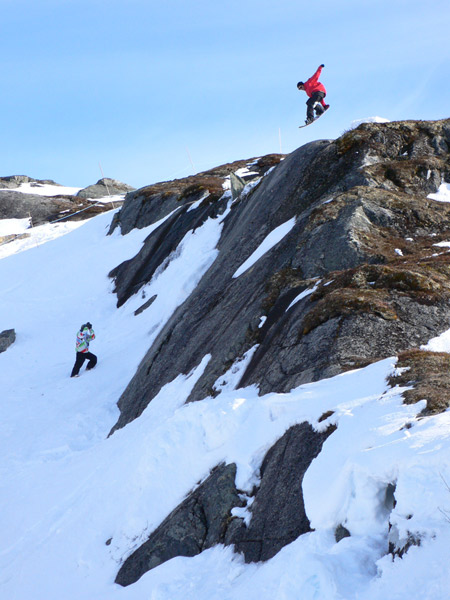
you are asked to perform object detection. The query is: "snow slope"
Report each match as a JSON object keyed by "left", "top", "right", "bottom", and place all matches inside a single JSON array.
[
  {"left": 1, "top": 191, "right": 450, "bottom": 599},
  {"left": 0, "top": 182, "right": 82, "bottom": 197}
]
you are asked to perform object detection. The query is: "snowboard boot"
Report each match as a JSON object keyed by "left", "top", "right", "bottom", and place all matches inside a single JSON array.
[{"left": 315, "top": 103, "right": 324, "bottom": 116}]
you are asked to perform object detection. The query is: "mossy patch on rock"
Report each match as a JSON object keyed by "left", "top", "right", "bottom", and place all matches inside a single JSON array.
[
  {"left": 301, "top": 287, "right": 397, "bottom": 336},
  {"left": 300, "top": 257, "right": 450, "bottom": 337},
  {"left": 336, "top": 119, "right": 450, "bottom": 159},
  {"left": 388, "top": 349, "right": 450, "bottom": 415}
]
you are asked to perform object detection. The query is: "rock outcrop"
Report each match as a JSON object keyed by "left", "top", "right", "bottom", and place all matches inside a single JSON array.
[
  {"left": 77, "top": 178, "right": 135, "bottom": 199},
  {"left": 0, "top": 175, "right": 58, "bottom": 189},
  {"left": 115, "top": 422, "right": 334, "bottom": 586},
  {"left": 0, "top": 188, "right": 117, "bottom": 226},
  {"left": 0, "top": 329, "right": 15, "bottom": 353},
  {"left": 228, "top": 422, "right": 335, "bottom": 563},
  {"left": 115, "top": 463, "right": 243, "bottom": 586},
  {"left": 110, "top": 119, "right": 450, "bottom": 432},
  {"left": 0, "top": 175, "right": 135, "bottom": 227},
  {"left": 107, "top": 119, "right": 450, "bottom": 583}
]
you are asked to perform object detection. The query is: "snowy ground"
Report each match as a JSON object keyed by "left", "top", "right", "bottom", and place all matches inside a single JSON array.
[
  {"left": 0, "top": 182, "right": 82, "bottom": 196},
  {"left": 1, "top": 184, "right": 450, "bottom": 599},
  {"left": 0, "top": 218, "right": 88, "bottom": 259}
]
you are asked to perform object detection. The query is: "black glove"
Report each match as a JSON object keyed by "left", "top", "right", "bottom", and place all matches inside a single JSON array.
[{"left": 320, "top": 64, "right": 325, "bottom": 68}]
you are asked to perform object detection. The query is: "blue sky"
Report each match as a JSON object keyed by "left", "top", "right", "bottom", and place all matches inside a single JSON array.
[{"left": 1, "top": 0, "right": 449, "bottom": 189}]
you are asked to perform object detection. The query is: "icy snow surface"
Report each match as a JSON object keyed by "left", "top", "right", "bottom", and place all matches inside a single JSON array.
[
  {"left": 233, "top": 216, "right": 296, "bottom": 278},
  {"left": 350, "top": 117, "right": 390, "bottom": 128},
  {"left": 428, "top": 182, "right": 450, "bottom": 203},
  {"left": 0, "top": 219, "right": 88, "bottom": 259},
  {"left": 1, "top": 199, "right": 450, "bottom": 599}
]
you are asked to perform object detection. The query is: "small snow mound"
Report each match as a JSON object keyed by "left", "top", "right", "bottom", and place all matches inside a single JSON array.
[
  {"left": 428, "top": 183, "right": 450, "bottom": 203},
  {"left": 350, "top": 117, "right": 390, "bottom": 129}
]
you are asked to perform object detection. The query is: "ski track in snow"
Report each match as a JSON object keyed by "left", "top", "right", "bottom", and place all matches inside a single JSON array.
[{"left": 1, "top": 194, "right": 450, "bottom": 598}]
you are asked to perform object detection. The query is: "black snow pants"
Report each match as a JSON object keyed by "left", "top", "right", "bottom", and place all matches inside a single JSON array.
[
  {"left": 306, "top": 91, "right": 326, "bottom": 120},
  {"left": 71, "top": 351, "right": 97, "bottom": 377}
]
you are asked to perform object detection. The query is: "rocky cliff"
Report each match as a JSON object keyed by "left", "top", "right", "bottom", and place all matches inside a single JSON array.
[{"left": 108, "top": 119, "right": 450, "bottom": 585}]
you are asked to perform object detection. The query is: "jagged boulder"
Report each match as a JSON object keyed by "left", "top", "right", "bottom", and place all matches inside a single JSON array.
[
  {"left": 0, "top": 189, "right": 69, "bottom": 225},
  {"left": 107, "top": 120, "right": 450, "bottom": 585},
  {"left": 76, "top": 178, "right": 135, "bottom": 199},
  {"left": 115, "top": 422, "right": 334, "bottom": 586},
  {"left": 0, "top": 329, "right": 15, "bottom": 353},
  {"left": 228, "top": 422, "right": 335, "bottom": 562},
  {"left": 115, "top": 463, "right": 243, "bottom": 586}
]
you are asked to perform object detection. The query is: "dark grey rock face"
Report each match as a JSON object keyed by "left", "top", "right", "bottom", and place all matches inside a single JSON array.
[
  {"left": 229, "top": 422, "right": 335, "bottom": 562},
  {"left": 110, "top": 196, "right": 229, "bottom": 307},
  {"left": 0, "top": 190, "right": 66, "bottom": 225},
  {"left": 115, "top": 463, "right": 243, "bottom": 586},
  {"left": 0, "top": 329, "right": 15, "bottom": 353},
  {"left": 108, "top": 154, "right": 283, "bottom": 236},
  {"left": 109, "top": 119, "right": 450, "bottom": 434},
  {"left": 115, "top": 423, "right": 334, "bottom": 586},
  {"left": 76, "top": 178, "right": 135, "bottom": 199},
  {"left": 240, "top": 290, "right": 450, "bottom": 394},
  {"left": 109, "top": 142, "right": 330, "bottom": 431}
]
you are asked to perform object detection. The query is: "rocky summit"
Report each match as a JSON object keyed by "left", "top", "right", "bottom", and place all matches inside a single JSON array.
[{"left": 105, "top": 119, "right": 450, "bottom": 585}]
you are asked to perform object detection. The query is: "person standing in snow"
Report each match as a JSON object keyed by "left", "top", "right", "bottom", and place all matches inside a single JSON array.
[
  {"left": 297, "top": 64, "right": 330, "bottom": 125},
  {"left": 70, "top": 322, "right": 97, "bottom": 377}
]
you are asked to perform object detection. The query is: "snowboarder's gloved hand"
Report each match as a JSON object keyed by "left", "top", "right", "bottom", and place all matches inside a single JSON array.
[{"left": 320, "top": 64, "right": 325, "bottom": 68}]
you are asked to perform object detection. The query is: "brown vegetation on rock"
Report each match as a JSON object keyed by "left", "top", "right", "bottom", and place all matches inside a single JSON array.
[{"left": 388, "top": 349, "right": 450, "bottom": 415}]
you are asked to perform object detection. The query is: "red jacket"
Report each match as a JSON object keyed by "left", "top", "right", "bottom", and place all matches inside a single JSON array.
[{"left": 303, "top": 66, "right": 326, "bottom": 97}]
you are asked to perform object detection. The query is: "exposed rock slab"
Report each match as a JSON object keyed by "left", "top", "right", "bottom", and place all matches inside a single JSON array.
[
  {"left": 109, "top": 119, "right": 450, "bottom": 434},
  {"left": 228, "top": 422, "right": 335, "bottom": 562},
  {"left": 115, "top": 463, "right": 243, "bottom": 586},
  {"left": 115, "top": 422, "right": 334, "bottom": 586}
]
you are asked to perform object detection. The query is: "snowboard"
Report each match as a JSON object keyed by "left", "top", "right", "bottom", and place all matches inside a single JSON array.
[{"left": 299, "top": 106, "right": 330, "bottom": 129}]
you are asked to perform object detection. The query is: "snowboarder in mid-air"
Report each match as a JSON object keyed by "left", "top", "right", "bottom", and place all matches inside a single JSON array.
[
  {"left": 70, "top": 322, "right": 97, "bottom": 377},
  {"left": 297, "top": 64, "right": 330, "bottom": 126}
]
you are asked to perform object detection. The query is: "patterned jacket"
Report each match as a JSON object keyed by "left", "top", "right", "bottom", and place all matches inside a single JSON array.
[{"left": 76, "top": 327, "right": 95, "bottom": 353}]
